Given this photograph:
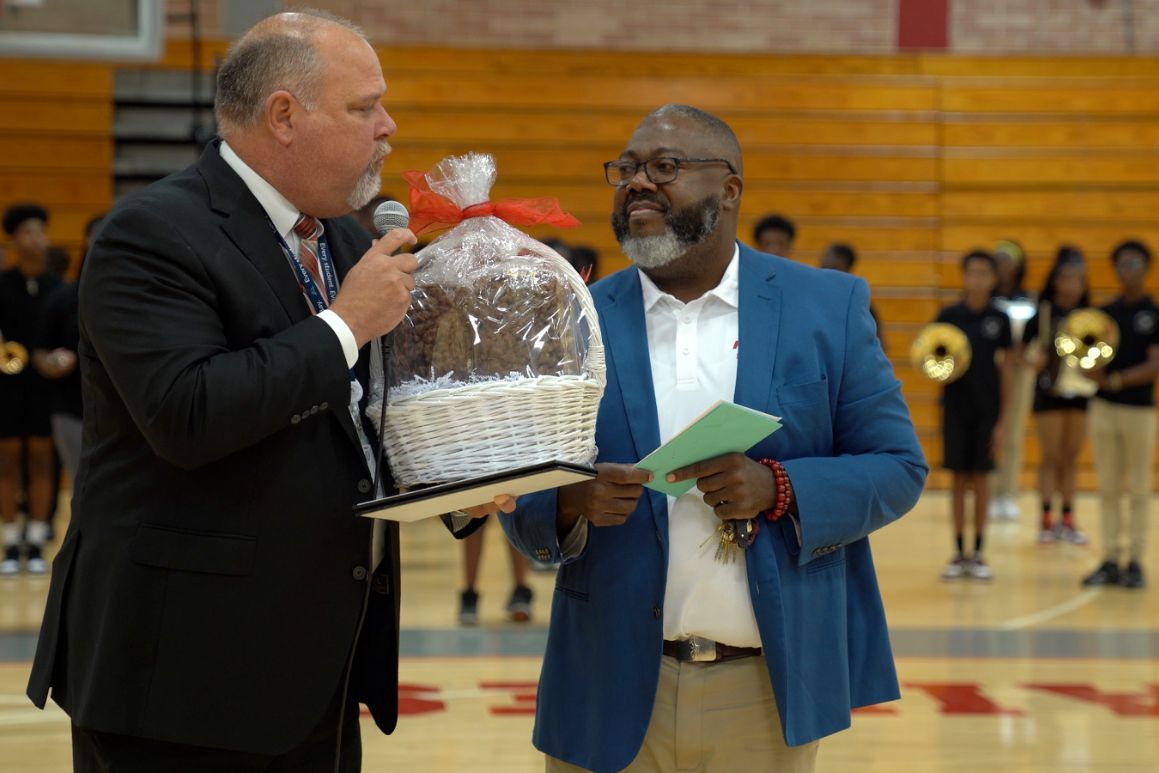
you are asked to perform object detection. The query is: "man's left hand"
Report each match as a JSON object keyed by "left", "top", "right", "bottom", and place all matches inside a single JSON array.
[
  {"left": 461, "top": 495, "right": 518, "bottom": 519},
  {"left": 667, "top": 453, "right": 774, "bottom": 521}
]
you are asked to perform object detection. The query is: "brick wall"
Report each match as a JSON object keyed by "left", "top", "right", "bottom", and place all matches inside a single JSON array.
[
  {"left": 952, "top": 0, "right": 1159, "bottom": 54},
  {"left": 164, "top": 0, "right": 1159, "bottom": 55},
  {"left": 167, "top": 0, "right": 899, "bottom": 53}
]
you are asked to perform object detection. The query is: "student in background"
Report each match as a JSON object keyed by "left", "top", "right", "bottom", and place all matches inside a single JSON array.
[
  {"left": 1082, "top": 240, "right": 1159, "bottom": 589},
  {"left": 0, "top": 203, "right": 59, "bottom": 576},
  {"left": 1021, "top": 246, "right": 1091, "bottom": 546},
  {"left": 820, "top": 242, "right": 883, "bottom": 342},
  {"left": 752, "top": 213, "right": 796, "bottom": 258},
  {"left": 989, "top": 239, "right": 1035, "bottom": 522},
  {"left": 935, "top": 250, "right": 1013, "bottom": 581},
  {"left": 568, "top": 245, "right": 599, "bottom": 285}
]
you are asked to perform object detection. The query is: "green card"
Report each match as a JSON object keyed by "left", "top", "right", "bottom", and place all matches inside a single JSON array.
[{"left": 636, "top": 400, "right": 782, "bottom": 497}]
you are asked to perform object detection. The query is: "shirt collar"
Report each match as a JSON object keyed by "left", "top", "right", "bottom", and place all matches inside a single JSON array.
[
  {"left": 219, "top": 141, "right": 302, "bottom": 242},
  {"left": 639, "top": 243, "right": 741, "bottom": 312}
]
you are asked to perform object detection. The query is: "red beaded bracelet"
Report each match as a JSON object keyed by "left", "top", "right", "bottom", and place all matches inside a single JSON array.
[{"left": 758, "top": 458, "right": 794, "bottom": 522}]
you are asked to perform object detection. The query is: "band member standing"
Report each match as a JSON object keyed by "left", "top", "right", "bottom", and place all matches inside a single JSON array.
[
  {"left": 989, "top": 239, "right": 1035, "bottom": 522},
  {"left": 1021, "top": 247, "right": 1092, "bottom": 545},
  {"left": 1082, "top": 240, "right": 1159, "bottom": 589},
  {"left": 936, "top": 250, "right": 1013, "bottom": 581}
]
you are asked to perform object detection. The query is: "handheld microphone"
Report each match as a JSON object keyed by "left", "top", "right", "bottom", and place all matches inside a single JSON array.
[{"left": 372, "top": 200, "right": 410, "bottom": 236}]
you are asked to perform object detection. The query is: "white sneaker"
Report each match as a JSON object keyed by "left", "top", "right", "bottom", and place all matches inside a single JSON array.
[
  {"left": 1058, "top": 525, "right": 1089, "bottom": 545},
  {"left": 941, "top": 555, "right": 969, "bottom": 580},
  {"left": 1000, "top": 497, "right": 1021, "bottom": 521},
  {"left": 0, "top": 546, "right": 20, "bottom": 577},
  {"left": 987, "top": 499, "right": 1005, "bottom": 521},
  {"left": 969, "top": 555, "right": 994, "bottom": 581},
  {"left": 24, "top": 545, "right": 47, "bottom": 575},
  {"left": 1037, "top": 527, "right": 1057, "bottom": 544}
]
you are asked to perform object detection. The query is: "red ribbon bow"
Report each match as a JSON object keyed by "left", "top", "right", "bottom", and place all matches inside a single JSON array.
[{"left": 402, "top": 170, "right": 581, "bottom": 236}]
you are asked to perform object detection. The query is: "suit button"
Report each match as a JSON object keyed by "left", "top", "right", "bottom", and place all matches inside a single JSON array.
[
  {"left": 655, "top": 529, "right": 662, "bottom": 544},
  {"left": 290, "top": 414, "right": 301, "bottom": 425},
  {"left": 652, "top": 606, "right": 661, "bottom": 619},
  {"left": 320, "top": 401, "right": 329, "bottom": 410},
  {"left": 352, "top": 566, "right": 368, "bottom": 581},
  {"left": 371, "top": 575, "right": 390, "bottom": 594},
  {"left": 357, "top": 479, "right": 371, "bottom": 494}
]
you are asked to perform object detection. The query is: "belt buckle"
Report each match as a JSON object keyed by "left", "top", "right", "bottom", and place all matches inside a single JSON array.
[{"left": 676, "top": 636, "right": 717, "bottom": 663}]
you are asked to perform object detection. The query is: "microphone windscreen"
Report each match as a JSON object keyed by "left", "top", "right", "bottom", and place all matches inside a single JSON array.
[{"left": 373, "top": 200, "right": 410, "bottom": 235}]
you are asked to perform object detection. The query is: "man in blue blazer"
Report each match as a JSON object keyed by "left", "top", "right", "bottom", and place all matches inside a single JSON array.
[{"left": 501, "top": 105, "right": 927, "bottom": 773}]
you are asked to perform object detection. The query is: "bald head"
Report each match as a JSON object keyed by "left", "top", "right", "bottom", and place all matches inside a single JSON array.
[
  {"left": 641, "top": 104, "right": 743, "bottom": 176},
  {"left": 214, "top": 10, "right": 369, "bottom": 137}
]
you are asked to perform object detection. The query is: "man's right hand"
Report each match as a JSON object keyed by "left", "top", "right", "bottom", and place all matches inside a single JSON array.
[
  {"left": 556, "top": 463, "right": 653, "bottom": 533},
  {"left": 330, "top": 227, "right": 419, "bottom": 347}
]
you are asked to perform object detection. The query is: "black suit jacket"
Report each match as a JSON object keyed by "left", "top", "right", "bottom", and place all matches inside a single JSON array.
[{"left": 27, "top": 142, "right": 437, "bottom": 754}]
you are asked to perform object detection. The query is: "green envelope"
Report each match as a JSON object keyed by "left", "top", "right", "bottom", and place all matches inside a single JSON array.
[{"left": 635, "top": 400, "right": 783, "bottom": 498}]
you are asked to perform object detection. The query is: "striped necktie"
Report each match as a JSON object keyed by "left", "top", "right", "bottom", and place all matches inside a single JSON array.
[{"left": 292, "top": 214, "right": 326, "bottom": 308}]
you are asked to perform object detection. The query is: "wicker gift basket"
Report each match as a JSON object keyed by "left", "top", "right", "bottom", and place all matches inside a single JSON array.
[{"left": 367, "top": 153, "right": 605, "bottom": 488}]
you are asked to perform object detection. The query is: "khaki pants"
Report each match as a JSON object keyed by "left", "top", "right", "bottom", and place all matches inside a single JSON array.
[
  {"left": 992, "top": 363, "right": 1035, "bottom": 499},
  {"left": 546, "top": 655, "right": 819, "bottom": 773},
  {"left": 1088, "top": 398, "right": 1158, "bottom": 562}
]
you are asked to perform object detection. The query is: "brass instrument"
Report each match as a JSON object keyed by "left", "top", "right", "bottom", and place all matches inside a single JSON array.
[
  {"left": 1051, "top": 309, "right": 1119, "bottom": 398},
  {"left": 911, "top": 322, "right": 972, "bottom": 384},
  {"left": 0, "top": 329, "right": 28, "bottom": 376}
]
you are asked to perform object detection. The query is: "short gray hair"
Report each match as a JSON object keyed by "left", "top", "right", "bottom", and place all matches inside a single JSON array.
[
  {"left": 214, "top": 9, "right": 366, "bottom": 136},
  {"left": 647, "top": 104, "right": 744, "bottom": 175}
]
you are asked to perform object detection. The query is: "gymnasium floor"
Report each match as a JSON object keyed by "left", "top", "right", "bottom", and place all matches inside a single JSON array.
[{"left": 0, "top": 491, "right": 1155, "bottom": 772}]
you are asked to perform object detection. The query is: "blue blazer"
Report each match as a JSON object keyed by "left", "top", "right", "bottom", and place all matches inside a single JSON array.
[{"left": 501, "top": 245, "right": 927, "bottom": 773}]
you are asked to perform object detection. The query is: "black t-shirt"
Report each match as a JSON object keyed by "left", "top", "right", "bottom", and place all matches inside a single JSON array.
[
  {"left": 0, "top": 268, "right": 60, "bottom": 403},
  {"left": 1098, "top": 296, "right": 1159, "bottom": 406},
  {"left": 936, "top": 301, "right": 1012, "bottom": 418},
  {"left": 33, "top": 281, "right": 82, "bottom": 417}
]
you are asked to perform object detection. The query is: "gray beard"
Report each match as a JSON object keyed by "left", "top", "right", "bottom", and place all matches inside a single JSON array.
[
  {"left": 348, "top": 141, "right": 391, "bottom": 211},
  {"left": 347, "top": 168, "right": 382, "bottom": 211},
  {"left": 621, "top": 203, "right": 720, "bottom": 269},
  {"left": 620, "top": 231, "right": 687, "bottom": 269}
]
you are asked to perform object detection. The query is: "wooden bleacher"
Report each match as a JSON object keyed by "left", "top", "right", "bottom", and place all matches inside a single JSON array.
[{"left": 5, "top": 45, "right": 1159, "bottom": 488}]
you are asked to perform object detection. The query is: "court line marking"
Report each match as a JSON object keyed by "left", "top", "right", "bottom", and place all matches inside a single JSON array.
[{"left": 997, "top": 589, "right": 1102, "bottom": 631}]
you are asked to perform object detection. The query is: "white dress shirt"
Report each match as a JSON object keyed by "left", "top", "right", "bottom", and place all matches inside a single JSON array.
[
  {"left": 640, "top": 246, "right": 762, "bottom": 648},
  {"left": 219, "top": 142, "right": 359, "bottom": 368}
]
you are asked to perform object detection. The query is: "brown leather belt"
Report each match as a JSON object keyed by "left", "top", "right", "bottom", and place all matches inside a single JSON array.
[{"left": 663, "top": 637, "right": 762, "bottom": 663}]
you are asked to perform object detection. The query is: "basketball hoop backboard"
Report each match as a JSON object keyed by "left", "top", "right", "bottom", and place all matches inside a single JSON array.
[{"left": 0, "top": 0, "right": 162, "bottom": 61}]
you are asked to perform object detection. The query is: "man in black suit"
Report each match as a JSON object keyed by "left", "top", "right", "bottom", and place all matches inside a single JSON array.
[{"left": 27, "top": 10, "right": 508, "bottom": 771}]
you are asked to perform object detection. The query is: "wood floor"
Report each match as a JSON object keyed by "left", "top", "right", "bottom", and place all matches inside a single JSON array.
[{"left": 0, "top": 490, "right": 1155, "bottom": 772}]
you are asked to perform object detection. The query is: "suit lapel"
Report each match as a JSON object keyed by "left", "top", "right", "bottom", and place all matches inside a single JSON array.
[
  {"left": 199, "top": 143, "right": 368, "bottom": 459},
  {"left": 603, "top": 270, "right": 661, "bottom": 462},
  {"left": 601, "top": 272, "right": 667, "bottom": 533},
  {"left": 734, "top": 246, "right": 781, "bottom": 411},
  {"left": 201, "top": 145, "right": 311, "bottom": 327}
]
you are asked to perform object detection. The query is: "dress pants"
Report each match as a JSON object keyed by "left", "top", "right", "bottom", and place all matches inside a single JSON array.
[
  {"left": 1089, "top": 398, "right": 1158, "bottom": 562},
  {"left": 547, "top": 654, "right": 819, "bottom": 773}
]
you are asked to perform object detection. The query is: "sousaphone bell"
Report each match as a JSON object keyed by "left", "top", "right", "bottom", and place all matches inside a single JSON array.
[
  {"left": 0, "top": 330, "right": 27, "bottom": 376},
  {"left": 1051, "top": 308, "right": 1119, "bottom": 397},
  {"left": 911, "top": 322, "right": 972, "bottom": 384}
]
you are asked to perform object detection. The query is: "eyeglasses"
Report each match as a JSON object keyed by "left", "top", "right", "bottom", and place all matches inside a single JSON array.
[{"left": 603, "top": 157, "right": 737, "bottom": 187}]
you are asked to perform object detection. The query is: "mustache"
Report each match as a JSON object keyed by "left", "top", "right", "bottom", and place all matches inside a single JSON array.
[
  {"left": 622, "top": 192, "right": 666, "bottom": 214},
  {"left": 369, "top": 141, "right": 391, "bottom": 169}
]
